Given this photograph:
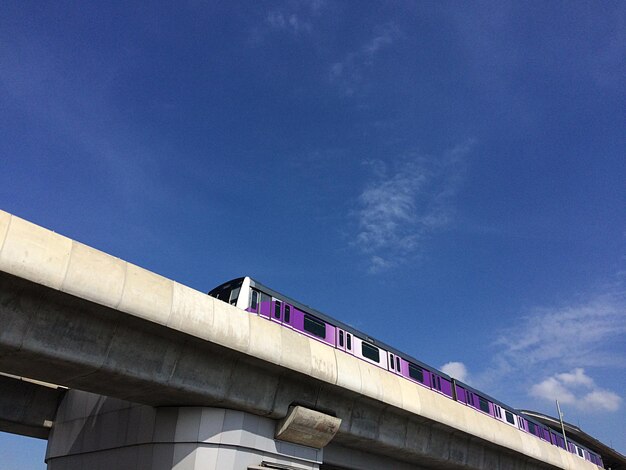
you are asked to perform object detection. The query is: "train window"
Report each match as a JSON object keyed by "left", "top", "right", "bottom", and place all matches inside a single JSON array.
[
  {"left": 274, "top": 301, "right": 281, "bottom": 318},
  {"left": 528, "top": 421, "right": 536, "bottom": 435},
  {"left": 284, "top": 305, "right": 290, "bottom": 323},
  {"left": 304, "top": 314, "right": 326, "bottom": 338},
  {"left": 396, "top": 356, "right": 400, "bottom": 371},
  {"left": 216, "top": 290, "right": 227, "bottom": 301},
  {"left": 479, "top": 397, "right": 489, "bottom": 414},
  {"left": 210, "top": 284, "right": 231, "bottom": 302},
  {"left": 408, "top": 364, "right": 424, "bottom": 383},
  {"left": 389, "top": 354, "right": 395, "bottom": 370},
  {"left": 229, "top": 287, "right": 240, "bottom": 305},
  {"left": 339, "top": 331, "right": 344, "bottom": 347},
  {"left": 577, "top": 447, "right": 584, "bottom": 457},
  {"left": 361, "top": 342, "right": 380, "bottom": 362},
  {"left": 346, "top": 333, "right": 352, "bottom": 350},
  {"left": 505, "top": 410, "right": 514, "bottom": 424},
  {"left": 251, "top": 291, "right": 258, "bottom": 310}
]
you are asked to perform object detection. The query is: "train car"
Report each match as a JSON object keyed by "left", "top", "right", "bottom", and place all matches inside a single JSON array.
[
  {"left": 209, "top": 277, "right": 454, "bottom": 394},
  {"left": 208, "top": 276, "right": 605, "bottom": 467}
]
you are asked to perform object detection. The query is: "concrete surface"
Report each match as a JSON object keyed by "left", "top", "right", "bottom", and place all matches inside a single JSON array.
[
  {"left": 0, "top": 374, "right": 66, "bottom": 439},
  {"left": 275, "top": 406, "right": 341, "bottom": 449},
  {"left": 47, "top": 390, "right": 321, "bottom": 470}
]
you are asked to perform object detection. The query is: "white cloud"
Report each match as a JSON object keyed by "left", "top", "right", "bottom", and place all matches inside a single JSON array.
[
  {"left": 441, "top": 361, "right": 469, "bottom": 383},
  {"left": 555, "top": 368, "right": 595, "bottom": 387},
  {"left": 266, "top": 11, "right": 312, "bottom": 35},
  {"left": 530, "top": 377, "right": 577, "bottom": 404},
  {"left": 581, "top": 390, "right": 622, "bottom": 412},
  {"left": 329, "top": 22, "right": 401, "bottom": 95},
  {"left": 470, "top": 289, "right": 626, "bottom": 418},
  {"left": 363, "top": 22, "right": 400, "bottom": 56},
  {"left": 259, "top": 1, "right": 326, "bottom": 39},
  {"left": 497, "top": 292, "right": 626, "bottom": 370},
  {"left": 530, "top": 369, "right": 622, "bottom": 412},
  {"left": 353, "top": 141, "right": 474, "bottom": 272}
]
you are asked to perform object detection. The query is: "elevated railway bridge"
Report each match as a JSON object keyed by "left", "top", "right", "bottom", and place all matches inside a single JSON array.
[{"left": 0, "top": 209, "right": 618, "bottom": 470}]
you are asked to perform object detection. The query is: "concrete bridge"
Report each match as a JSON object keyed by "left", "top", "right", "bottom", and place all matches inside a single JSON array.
[{"left": 0, "top": 209, "right": 599, "bottom": 469}]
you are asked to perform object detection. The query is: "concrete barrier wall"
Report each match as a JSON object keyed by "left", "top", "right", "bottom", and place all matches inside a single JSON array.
[{"left": 0, "top": 210, "right": 598, "bottom": 470}]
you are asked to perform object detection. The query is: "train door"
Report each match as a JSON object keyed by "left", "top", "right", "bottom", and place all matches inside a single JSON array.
[
  {"left": 258, "top": 292, "right": 271, "bottom": 319},
  {"left": 336, "top": 328, "right": 346, "bottom": 352},
  {"left": 282, "top": 303, "right": 293, "bottom": 328},
  {"left": 388, "top": 352, "right": 402, "bottom": 376},
  {"left": 493, "top": 404, "right": 503, "bottom": 421},
  {"left": 431, "top": 372, "right": 442, "bottom": 393},
  {"left": 336, "top": 329, "right": 354, "bottom": 355},
  {"left": 465, "top": 390, "right": 475, "bottom": 408},
  {"left": 270, "top": 298, "right": 294, "bottom": 328},
  {"left": 271, "top": 298, "right": 282, "bottom": 324}
]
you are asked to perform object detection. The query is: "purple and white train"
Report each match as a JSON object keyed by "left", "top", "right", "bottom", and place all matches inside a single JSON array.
[{"left": 209, "top": 276, "right": 605, "bottom": 468}]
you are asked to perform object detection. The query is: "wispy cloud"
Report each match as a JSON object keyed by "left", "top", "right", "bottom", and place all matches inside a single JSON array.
[
  {"left": 329, "top": 22, "right": 401, "bottom": 95},
  {"left": 530, "top": 368, "right": 622, "bottom": 412},
  {"left": 266, "top": 10, "right": 312, "bottom": 35},
  {"left": 497, "top": 292, "right": 626, "bottom": 371},
  {"left": 353, "top": 141, "right": 474, "bottom": 273},
  {"left": 456, "top": 287, "right": 626, "bottom": 416},
  {"left": 252, "top": 1, "right": 325, "bottom": 42}
]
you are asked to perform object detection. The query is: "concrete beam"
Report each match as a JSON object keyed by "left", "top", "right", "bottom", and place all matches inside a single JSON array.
[
  {"left": 0, "top": 374, "right": 65, "bottom": 439},
  {"left": 0, "top": 209, "right": 597, "bottom": 470}
]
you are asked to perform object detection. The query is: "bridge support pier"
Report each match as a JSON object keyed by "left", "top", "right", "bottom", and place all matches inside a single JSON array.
[{"left": 46, "top": 391, "right": 325, "bottom": 470}]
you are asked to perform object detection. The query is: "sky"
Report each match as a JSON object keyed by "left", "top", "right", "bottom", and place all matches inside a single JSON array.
[{"left": 1, "top": 1, "right": 625, "bottom": 467}]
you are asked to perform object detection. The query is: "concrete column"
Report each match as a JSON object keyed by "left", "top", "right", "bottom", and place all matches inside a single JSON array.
[{"left": 46, "top": 391, "right": 323, "bottom": 470}]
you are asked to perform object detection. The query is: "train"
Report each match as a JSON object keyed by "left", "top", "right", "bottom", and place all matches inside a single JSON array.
[{"left": 208, "top": 276, "right": 605, "bottom": 467}]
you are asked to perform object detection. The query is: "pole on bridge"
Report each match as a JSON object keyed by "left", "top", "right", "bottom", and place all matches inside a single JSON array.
[{"left": 556, "top": 400, "right": 568, "bottom": 450}]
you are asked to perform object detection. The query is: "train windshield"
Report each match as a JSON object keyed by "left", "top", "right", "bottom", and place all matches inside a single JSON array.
[{"left": 208, "top": 278, "right": 244, "bottom": 305}]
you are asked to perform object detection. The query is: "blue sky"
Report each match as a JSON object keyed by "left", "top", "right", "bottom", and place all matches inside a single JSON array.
[{"left": 1, "top": 1, "right": 625, "bottom": 467}]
